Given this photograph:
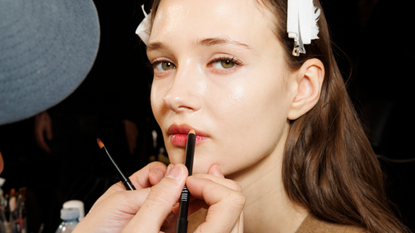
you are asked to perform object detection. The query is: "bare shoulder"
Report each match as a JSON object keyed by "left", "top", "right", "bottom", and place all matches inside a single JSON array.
[{"left": 296, "top": 214, "right": 368, "bottom": 233}]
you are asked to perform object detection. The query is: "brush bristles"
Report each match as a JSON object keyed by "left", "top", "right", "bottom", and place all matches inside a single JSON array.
[{"left": 97, "top": 138, "right": 105, "bottom": 149}]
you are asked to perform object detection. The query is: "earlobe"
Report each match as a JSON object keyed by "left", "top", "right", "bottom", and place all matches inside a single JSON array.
[{"left": 288, "top": 59, "right": 324, "bottom": 120}]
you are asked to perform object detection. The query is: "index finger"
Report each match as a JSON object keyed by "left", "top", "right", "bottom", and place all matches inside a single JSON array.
[
  {"left": 91, "top": 161, "right": 167, "bottom": 209},
  {"left": 186, "top": 177, "right": 245, "bottom": 233}
]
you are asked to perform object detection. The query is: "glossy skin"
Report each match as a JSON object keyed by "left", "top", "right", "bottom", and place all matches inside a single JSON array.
[{"left": 148, "top": 0, "right": 297, "bottom": 176}]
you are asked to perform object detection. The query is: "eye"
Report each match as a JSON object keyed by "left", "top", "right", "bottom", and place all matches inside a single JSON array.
[
  {"left": 153, "top": 60, "right": 176, "bottom": 71},
  {"left": 210, "top": 57, "right": 242, "bottom": 70}
]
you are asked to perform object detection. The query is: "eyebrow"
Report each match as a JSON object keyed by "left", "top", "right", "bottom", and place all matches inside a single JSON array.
[
  {"left": 197, "top": 37, "right": 251, "bottom": 49},
  {"left": 147, "top": 37, "right": 251, "bottom": 52}
]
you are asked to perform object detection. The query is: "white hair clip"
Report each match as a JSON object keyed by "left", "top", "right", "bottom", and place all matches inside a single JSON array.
[
  {"left": 136, "top": 4, "right": 151, "bottom": 45},
  {"left": 287, "top": 0, "right": 321, "bottom": 56}
]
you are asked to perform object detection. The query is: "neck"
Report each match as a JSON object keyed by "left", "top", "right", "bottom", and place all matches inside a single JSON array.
[{"left": 227, "top": 122, "right": 308, "bottom": 233}]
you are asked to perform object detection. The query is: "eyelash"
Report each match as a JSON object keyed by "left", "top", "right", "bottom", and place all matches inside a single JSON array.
[
  {"left": 208, "top": 56, "right": 243, "bottom": 67},
  {"left": 149, "top": 56, "right": 243, "bottom": 72}
]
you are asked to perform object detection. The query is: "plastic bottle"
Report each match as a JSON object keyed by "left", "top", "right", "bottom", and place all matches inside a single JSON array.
[
  {"left": 55, "top": 208, "right": 79, "bottom": 233},
  {"left": 63, "top": 200, "right": 84, "bottom": 221}
]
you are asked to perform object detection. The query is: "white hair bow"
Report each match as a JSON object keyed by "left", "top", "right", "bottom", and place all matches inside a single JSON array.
[
  {"left": 136, "top": 5, "right": 151, "bottom": 45},
  {"left": 287, "top": 0, "right": 321, "bottom": 56}
]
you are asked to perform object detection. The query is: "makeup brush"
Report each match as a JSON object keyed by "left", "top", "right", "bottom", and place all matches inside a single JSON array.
[
  {"left": 97, "top": 138, "right": 136, "bottom": 190},
  {"left": 175, "top": 129, "right": 196, "bottom": 233}
]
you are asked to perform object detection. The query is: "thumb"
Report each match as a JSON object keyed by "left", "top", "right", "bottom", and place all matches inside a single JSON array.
[{"left": 123, "top": 164, "right": 188, "bottom": 232}]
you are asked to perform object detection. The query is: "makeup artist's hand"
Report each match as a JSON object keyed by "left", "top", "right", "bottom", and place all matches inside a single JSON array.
[
  {"left": 123, "top": 164, "right": 245, "bottom": 233},
  {"left": 184, "top": 164, "right": 245, "bottom": 233},
  {"left": 34, "top": 111, "right": 53, "bottom": 154},
  {"left": 73, "top": 162, "right": 244, "bottom": 233},
  {"left": 73, "top": 161, "right": 187, "bottom": 233}
]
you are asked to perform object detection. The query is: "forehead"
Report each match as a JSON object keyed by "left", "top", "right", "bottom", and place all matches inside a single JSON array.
[{"left": 150, "top": 0, "right": 276, "bottom": 49}]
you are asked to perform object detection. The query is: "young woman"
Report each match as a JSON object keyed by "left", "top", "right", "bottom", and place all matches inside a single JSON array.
[{"left": 75, "top": 0, "right": 408, "bottom": 232}]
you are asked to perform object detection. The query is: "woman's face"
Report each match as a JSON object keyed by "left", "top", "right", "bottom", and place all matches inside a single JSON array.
[{"left": 147, "top": 0, "right": 297, "bottom": 175}]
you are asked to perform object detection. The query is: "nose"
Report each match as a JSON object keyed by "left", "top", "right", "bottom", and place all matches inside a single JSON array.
[{"left": 163, "top": 65, "right": 203, "bottom": 113}]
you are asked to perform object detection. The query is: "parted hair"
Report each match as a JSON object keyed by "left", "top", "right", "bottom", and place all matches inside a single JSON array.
[{"left": 148, "top": 0, "right": 408, "bottom": 232}]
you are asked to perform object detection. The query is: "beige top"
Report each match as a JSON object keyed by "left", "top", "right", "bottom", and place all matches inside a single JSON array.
[
  {"left": 295, "top": 214, "right": 368, "bottom": 233},
  {"left": 188, "top": 209, "right": 368, "bottom": 233}
]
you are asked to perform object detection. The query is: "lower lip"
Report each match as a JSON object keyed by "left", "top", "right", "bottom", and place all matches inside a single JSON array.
[{"left": 170, "top": 134, "right": 207, "bottom": 147}]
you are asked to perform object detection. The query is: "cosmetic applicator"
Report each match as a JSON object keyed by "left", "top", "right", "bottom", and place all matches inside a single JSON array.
[
  {"left": 175, "top": 129, "right": 196, "bottom": 233},
  {"left": 97, "top": 138, "right": 136, "bottom": 190}
]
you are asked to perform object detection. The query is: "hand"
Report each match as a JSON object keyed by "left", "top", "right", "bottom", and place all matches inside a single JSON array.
[
  {"left": 123, "top": 119, "right": 138, "bottom": 155},
  {"left": 34, "top": 112, "right": 53, "bottom": 154},
  {"left": 73, "top": 162, "right": 186, "bottom": 233},
  {"left": 123, "top": 164, "right": 245, "bottom": 233},
  {"left": 185, "top": 164, "right": 245, "bottom": 233},
  {"left": 74, "top": 163, "right": 244, "bottom": 233}
]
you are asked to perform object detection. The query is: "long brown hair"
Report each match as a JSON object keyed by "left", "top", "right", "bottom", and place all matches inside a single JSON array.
[
  {"left": 259, "top": 0, "right": 408, "bottom": 232},
  {"left": 147, "top": 0, "right": 408, "bottom": 232}
]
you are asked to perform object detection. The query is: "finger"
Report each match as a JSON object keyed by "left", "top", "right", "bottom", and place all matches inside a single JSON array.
[
  {"left": 130, "top": 161, "right": 168, "bottom": 188},
  {"left": 77, "top": 188, "right": 151, "bottom": 233},
  {"left": 187, "top": 177, "right": 245, "bottom": 233},
  {"left": 91, "top": 162, "right": 167, "bottom": 209},
  {"left": 123, "top": 164, "right": 188, "bottom": 232},
  {"left": 36, "top": 133, "right": 51, "bottom": 154},
  {"left": 229, "top": 210, "right": 244, "bottom": 233},
  {"left": 208, "top": 164, "right": 225, "bottom": 178},
  {"left": 238, "top": 211, "right": 244, "bottom": 232},
  {"left": 191, "top": 173, "right": 242, "bottom": 193}
]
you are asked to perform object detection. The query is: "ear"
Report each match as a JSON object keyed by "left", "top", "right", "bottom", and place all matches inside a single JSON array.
[{"left": 288, "top": 58, "right": 325, "bottom": 120}]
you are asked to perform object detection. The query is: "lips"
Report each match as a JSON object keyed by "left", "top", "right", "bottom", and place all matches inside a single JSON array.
[{"left": 167, "top": 123, "right": 208, "bottom": 147}]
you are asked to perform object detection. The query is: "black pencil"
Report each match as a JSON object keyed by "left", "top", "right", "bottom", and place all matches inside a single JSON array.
[
  {"left": 175, "top": 129, "right": 196, "bottom": 233},
  {"left": 97, "top": 138, "right": 136, "bottom": 190}
]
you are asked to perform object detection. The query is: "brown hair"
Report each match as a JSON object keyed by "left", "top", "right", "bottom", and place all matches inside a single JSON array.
[{"left": 148, "top": 0, "right": 408, "bottom": 232}]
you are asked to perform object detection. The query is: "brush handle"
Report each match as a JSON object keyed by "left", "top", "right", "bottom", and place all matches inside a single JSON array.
[{"left": 184, "top": 133, "right": 196, "bottom": 175}]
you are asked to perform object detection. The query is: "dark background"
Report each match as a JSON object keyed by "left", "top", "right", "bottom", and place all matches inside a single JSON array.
[{"left": 0, "top": 0, "right": 414, "bottom": 232}]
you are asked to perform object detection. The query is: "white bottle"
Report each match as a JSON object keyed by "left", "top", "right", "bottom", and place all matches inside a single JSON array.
[
  {"left": 55, "top": 208, "right": 79, "bottom": 233},
  {"left": 63, "top": 200, "right": 85, "bottom": 221}
]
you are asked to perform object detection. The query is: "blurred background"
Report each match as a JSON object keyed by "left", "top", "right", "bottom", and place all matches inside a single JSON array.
[{"left": 0, "top": 0, "right": 414, "bottom": 232}]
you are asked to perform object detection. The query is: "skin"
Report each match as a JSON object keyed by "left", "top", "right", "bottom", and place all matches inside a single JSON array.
[{"left": 148, "top": 0, "right": 324, "bottom": 232}]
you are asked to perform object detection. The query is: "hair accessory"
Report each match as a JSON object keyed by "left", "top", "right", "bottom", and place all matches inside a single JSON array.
[
  {"left": 0, "top": 0, "right": 99, "bottom": 125},
  {"left": 287, "top": 0, "right": 321, "bottom": 56},
  {"left": 136, "top": 5, "right": 151, "bottom": 45}
]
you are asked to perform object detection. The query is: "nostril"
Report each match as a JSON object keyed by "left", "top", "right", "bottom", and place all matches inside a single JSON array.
[{"left": 178, "top": 105, "right": 193, "bottom": 110}]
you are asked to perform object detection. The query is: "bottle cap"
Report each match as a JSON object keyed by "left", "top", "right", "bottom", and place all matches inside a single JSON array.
[
  {"left": 63, "top": 200, "right": 85, "bottom": 220},
  {"left": 60, "top": 208, "right": 79, "bottom": 220}
]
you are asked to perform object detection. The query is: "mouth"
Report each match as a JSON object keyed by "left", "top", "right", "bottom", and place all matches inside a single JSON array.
[{"left": 167, "top": 123, "right": 209, "bottom": 147}]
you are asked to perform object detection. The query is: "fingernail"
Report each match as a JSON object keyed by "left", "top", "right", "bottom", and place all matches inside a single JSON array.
[
  {"left": 166, "top": 164, "right": 183, "bottom": 180},
  {"left": 210, "top": 164, "right": 224, "bottom": 177},
  {"left": 165, "top": 164, "right": 174, "bottom": 177}
]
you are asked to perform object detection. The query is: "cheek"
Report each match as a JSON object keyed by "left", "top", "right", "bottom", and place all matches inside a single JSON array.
[
  {"left": 198, "top": 71, "right": 290, "bottom": 175},
  {"left": 150, "top": 79, "right": 166, "bottom": 125}
]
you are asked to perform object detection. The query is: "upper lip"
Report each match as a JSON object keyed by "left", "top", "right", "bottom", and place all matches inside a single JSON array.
[{"left": 167, "top": 123, "right": 208, "bottom": 137}]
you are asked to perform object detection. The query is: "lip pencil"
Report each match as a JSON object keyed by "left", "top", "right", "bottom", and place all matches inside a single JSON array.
[
  {"left": 175, "top": 129, "right": 196, "bottom": 233},
  {"left": 97, "top": 138, "right": 136, "bottom": 190}
]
